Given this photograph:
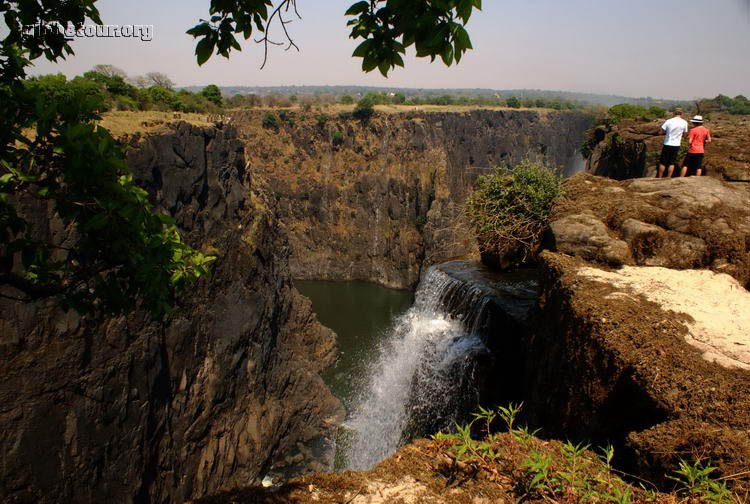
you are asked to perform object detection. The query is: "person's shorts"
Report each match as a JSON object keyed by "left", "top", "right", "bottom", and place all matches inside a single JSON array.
[
  {"left": 682, "top": 153, "right": 704, "bottom": 176},
  {"left": 659, "top": 145, "right": 680, "bottom": 167}
]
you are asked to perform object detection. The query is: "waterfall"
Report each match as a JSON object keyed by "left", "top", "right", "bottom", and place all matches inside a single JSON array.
[
  {"left": 564, "top": 149, "right": 587, "bottom": 178},
  {"left": 343, "top": 266, "right": 499, "bottom": 470}
]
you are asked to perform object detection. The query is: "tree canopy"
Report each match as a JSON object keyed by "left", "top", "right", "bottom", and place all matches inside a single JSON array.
[
  {"left": 187, "top": 0, "right": 482, "bottom": 76},
  {"left": 0, "top": 0, "right": 483, "bottom": 317}
]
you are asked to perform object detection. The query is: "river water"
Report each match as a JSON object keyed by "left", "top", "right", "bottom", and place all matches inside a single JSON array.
[
  {"left": 296, "top": 264, "right": 529, "bottom": 470},
  {"left": 295, "top": 280, "right": 414, "bottom": 409}
]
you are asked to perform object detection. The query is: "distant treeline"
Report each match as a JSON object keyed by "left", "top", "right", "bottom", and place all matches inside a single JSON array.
[
  {"left": 183, "top": 84, "right": 689, "bottom": 110},
  {"left": 26, "top": 65, "right": 224, "bottom": 115},
  {"left": 696, "top": 94, "right": 750, "bottom": 115},
  {"left": 604, "top": 94, "right": 750, "bottom": 125},
  {"left": 225, "top": 91, "right": 590, "bottom": 111}
]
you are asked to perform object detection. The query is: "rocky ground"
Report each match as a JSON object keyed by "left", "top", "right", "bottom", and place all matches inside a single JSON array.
[
  {"left": 586, "top": 113, "right": 750, "bottom": 181},
  {"left": 189, "top": 435, "right": 738, "bottom": 504},
  {"left": 534, "top": 174, "right": 750, "bottom": 492}
]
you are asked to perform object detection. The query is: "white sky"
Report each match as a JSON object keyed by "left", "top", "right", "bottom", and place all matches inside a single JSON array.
[{"left": 26, "top": 0, "right": 750, "bottom": 100}]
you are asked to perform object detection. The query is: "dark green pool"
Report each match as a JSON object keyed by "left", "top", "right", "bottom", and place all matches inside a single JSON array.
[{"left": 294, "top": 280, "right": 414, "bottom": 408}]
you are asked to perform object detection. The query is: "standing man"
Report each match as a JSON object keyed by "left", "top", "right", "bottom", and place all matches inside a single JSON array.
[
  {"left": 681, "top": 115, "right": 712, "bottom": 177},
  {"left": 657, "top": 108, "right": 689, "bottom": 178}
]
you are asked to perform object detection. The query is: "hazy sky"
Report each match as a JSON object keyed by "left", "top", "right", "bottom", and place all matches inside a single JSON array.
[{"left": 26, "top": 0, "right": 750, "bottom": 100}]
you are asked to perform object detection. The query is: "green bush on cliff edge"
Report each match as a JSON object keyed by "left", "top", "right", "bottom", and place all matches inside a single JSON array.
[{"left": 467, "top": 160, "right": 562, "bottom": 268}]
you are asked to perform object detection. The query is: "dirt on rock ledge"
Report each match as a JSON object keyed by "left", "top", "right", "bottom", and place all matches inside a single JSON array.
[{"left": 528, "top": 173, "right": 750, "bottom": 493}]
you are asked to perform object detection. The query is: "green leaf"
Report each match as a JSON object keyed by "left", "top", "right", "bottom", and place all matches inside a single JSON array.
[
  {"left": 454, "top": 25, "right": 472, "bottom": 51},
  {"left": 352, "top": 39, "right": 372, "bottom": 58},
  {"left": 378, "top": 60, "right": 391, "bottom": 77},
  {"left": 196, "top": 37, "right": 215, "bottom": 66},
  {"left": 362, "top": 56, "right": 379, "bottom": 72},
  {"left": 457, "top": 0, "right": 473, "bottom": 23},
  {"left": 345, "top": 1, "right": 370, "bottom": 16},
  {"left": 440, "top": 46, "right": 454, "bottom": 66},
  {"left": 157, "top": 213, "right": 176, "bottom": 226},
  {"left": 85, "top": 213, "right": 109, "bottom": 231}
]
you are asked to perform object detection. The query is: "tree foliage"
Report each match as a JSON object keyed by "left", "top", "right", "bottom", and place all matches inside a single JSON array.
[
  {"left": 1, "top": 3, "right": 214, "bottom": 317},
  {"left": 145, "top": 71, "right": 175, "bottom": 89},
  {"left": 201, "top": 84, "right": 223, "bottom": 106},
  {"left": 607, "top": 103, "right": 666, "bottom": 123},
  {"left": 187, "top": 0, "right": 482, "bottom": 76}
]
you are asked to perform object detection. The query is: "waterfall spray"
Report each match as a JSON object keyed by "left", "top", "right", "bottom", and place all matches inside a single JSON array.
[{"left": 343, "top": 266, "right": 495, "bottom": 470}]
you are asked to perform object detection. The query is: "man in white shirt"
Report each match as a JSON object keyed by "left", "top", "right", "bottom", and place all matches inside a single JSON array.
[{"left": 657, "top": 108, "right": 689, "bottom": 178}]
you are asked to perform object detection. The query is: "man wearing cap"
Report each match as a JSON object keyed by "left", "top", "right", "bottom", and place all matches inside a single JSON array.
[
  {"left": 680, "top": 115, "right": 712, "bottom": 177},
  {"left": 657, "top": 108, "right": 689, "bottom": 178}
]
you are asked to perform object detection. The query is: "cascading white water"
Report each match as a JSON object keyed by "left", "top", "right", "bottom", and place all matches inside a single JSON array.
[{"left": 343, "top": 267, "right": 488, "bottom": 470}]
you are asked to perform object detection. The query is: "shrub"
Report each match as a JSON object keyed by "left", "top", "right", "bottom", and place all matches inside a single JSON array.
[
  {"left": 353, "top": 95, "right": 375, "bottom": 120},
  {"left": 114, "top": 94, "right": 138, "bottom": 111},
  {"left": 506, "top": 96, "right": 521, "bottom": 108},
  {"left": 607, "top": 103, "right": 670, "bottom": 123},
  {"left": 466, "top": 160, "right": 562, "bottom": 268},
  {"left": 200, "top": 84, "right": 222, "bottom": 106},
  {"left": 316, "top": 113, "right": 329, "bottom": 128},
  {"left": 648, "top": 105, "right": 666, "bottom": 118},
  {"left": 279, "top": 110, "right": 295, "bottom": 126},
  {"left": 332, "top": 129, "right": 344, "bottom": 146},
  {"left": 262, "top": 112, "right": 279, "bottom": 128},
  {"left": 340, "top": 95, "right": 355, "bottom": 105},
  {"left": 729, "top": 101, "right": 750, "bottom": 115}
]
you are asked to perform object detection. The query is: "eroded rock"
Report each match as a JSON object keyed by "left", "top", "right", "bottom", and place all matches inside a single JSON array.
[
  {"left": 526, "top": 252, "right": 750, "bottom": 491},
  {"left": 548, "top": 174, "right": 750, "bottom": 287},
  {"left": 0, "top": 123, "right": 343, "bottom": 504}
]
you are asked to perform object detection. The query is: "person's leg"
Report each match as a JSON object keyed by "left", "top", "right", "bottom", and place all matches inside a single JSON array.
[
  {"left": 682, "top": 153, "right": 694, "bottom": 177},
  {"left": 695, "top": 154, "right": 704, "bottom": 177},
  {"left": 667, "top": 164, "right": 675, "bottom": 177},
  {"left": 658, "top": 146, "right": 669, "bottom": 178}
]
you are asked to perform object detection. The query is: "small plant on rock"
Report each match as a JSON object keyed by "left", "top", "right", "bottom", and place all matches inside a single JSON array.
[
  {"left": 331, "top": 129, "right": 345, "bottom": 147},
  {"left": 353, "top": 95, "right": 375, "bottom": 121},
  {"left": 669, "top": 459, "right": 733, "bottom": 504},
  {"left": 262, "top": 112, "right": 279, "bottom": 128}
]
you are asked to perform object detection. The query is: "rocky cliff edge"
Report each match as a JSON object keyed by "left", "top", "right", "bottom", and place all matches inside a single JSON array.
[{"left": 0, "top": 122, "right": 343, "bottom": 503}]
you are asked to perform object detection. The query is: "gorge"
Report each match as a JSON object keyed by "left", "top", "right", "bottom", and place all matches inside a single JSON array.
[{"left": 3, "top": 108, "right": 749, "bottom": 503}]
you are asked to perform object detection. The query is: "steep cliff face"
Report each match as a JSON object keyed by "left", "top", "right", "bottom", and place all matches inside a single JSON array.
[
  {"left": 526, "top": 252, "right": 750, "bottom": 491},
  {"left": 0, "top": 123, "right": 342, "bottom": 503},
  {"left": 231, "top": 109, "right": 592, "bottom": 288}
]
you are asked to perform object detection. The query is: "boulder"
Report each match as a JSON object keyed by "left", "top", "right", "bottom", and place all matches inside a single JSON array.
[{"left": 548, "top": 174, "right": 750, "bottom": 287}]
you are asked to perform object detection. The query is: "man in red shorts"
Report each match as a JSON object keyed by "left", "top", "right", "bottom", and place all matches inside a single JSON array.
[{"left": 680, "top": 115, "right": 712, "bottom": 177}]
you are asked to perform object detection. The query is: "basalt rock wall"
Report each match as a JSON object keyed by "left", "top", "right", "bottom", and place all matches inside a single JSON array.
[
  {"left": 231, "top": 109, "right": 592, "bottom": 288},
  {"left": 0, "top": 123, "right": 342, "bottom": 504}
]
